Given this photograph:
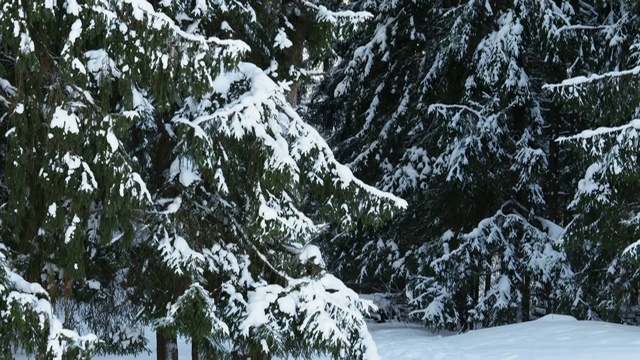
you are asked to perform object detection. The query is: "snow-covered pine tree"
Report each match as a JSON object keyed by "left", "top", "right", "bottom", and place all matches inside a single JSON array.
[
  {"left": 219, "top": 0, "right": 366, "bottom": 107},
  {"left": 0, "top": 241, "right": 99, "bottom": 359},
  {"left": 0, "top": 0, "right": 243, "bottom": 357},
  {"left": 545, "top": 0, "right": 640, "bottom": 324},
  {"left": 310, "top": 0, "right": 439, "bottom": 305},
  {"left": 109, "top": 1, "right": 404, "bottom": 360},
  {"left": 313, "top": 0, "right": 608, "bottom": 329},
  {"left": 411, "top": 0, "right": 593, "bottom": 329},
  {"left": 2, "top": 0, "right": 403, "bottom": 358}
]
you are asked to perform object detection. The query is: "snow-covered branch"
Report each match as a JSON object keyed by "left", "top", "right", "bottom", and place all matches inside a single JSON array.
[
  {"left": 557, "top": 119, "right": 640, "bottom": 141},
  {"left": 544, "top": 65, "right": 640, "bottom": 90}
]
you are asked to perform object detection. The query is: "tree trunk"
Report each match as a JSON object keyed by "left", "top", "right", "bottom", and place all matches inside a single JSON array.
[
  {"left": 191, "top": 338, "right": 199, "bottom": 360},
  {"left": 484, "top": 272, "right": 491, "bottom": 296},
  {"left": 285, "top": 11, "right": 304, "bottom": 108},
  {"left": 469, "top": 274, "right": 480, "bottom": 330},
  {"left": 157, "top": 332, "right": 178, "bottom": 360},
  {"left": 483, "top": 272, "right": 492, "bottom": 328},
  {"left": 286, "top": 82, "right": 299, "bottom": 107},
  {"left": 522, "top": 273, "right": 530, "bottom": 322},
  {"left": 545, "top": 102, "right": 561, "bottom": 315}
]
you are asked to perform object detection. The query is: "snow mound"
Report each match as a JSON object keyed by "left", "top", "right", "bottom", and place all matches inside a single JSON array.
[
  {"left": 536, "top": 313, "right": 577, "bottom": 322},
  {"left": 298, "top": 244, "right": 325, "bottom": 268},
  {"left": 372, "top": 318, "right": 640, "bottom": 360}
]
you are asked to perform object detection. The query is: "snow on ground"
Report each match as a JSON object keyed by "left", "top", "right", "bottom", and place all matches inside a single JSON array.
[
  {"left": 369, "top": 314, "right": 640, "bottom": 359},
  {"left": 16, "top": 314, "right": 640, "bottom": 359}
]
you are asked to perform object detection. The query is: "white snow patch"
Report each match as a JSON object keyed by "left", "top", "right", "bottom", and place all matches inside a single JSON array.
[
  {"left": 274, "top": 28, "right": 293, "bottom": 49},
  {"left": 536, "top": 314, "right": 577, "bottom": 322},
  {"left": 64, "top": 215, "right": 81, "bottom": 244},
  {"left": 106, "top": 130, "right": 119, "bottom": 152},
  {"left": 160, "top": 197, "right": 182, "bottom": 214},
  {"left": 538, "top": 217, "right": 565, "bottom": 242},
  {"left": 299, "top": 244, "right": 325, "bottom": 268},
  {"left": 48, "top": 203, "right": 57, "bottom": 217},
  {"left": 86, "top": 279, "right": 101, "bottom": 290},
  {"left": 51, "top": 107, "right": 80, "bottom": 134},
  {"left": 169, "top": 158, "right": 201, "bottom": 187}
]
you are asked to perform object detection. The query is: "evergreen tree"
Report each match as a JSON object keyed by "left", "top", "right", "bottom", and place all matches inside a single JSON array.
[
  {"left": 311, "top": 0, "right": 440, "bottom": 298},
  {"left": 0, "top": 243, "right": 99, "bottom": 359},
  {"left": 1, "top": 1, "right": 403, "bottom": 359},
  {"left": 219, "top": 0, "right": 366, "bottom": 106},
  {"left": 546, "top": 0, "right": 640, "bottom": 324},
  {"left": 123, "top": 2, "right": 405, "bottom": 359},
  {"left": 0, "top": 0, "right": 188, "bottom": 356},
  {"left": 312, "top": 0, "right": 615, "bottom": 330}
]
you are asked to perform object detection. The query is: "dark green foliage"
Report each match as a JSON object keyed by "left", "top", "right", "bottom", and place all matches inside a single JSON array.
[
  {"left": 1, "top": 1, "right": 405, "bottom": 359},
  {"left": 311, "top": 0, "right": 640, "bottom": 331}
]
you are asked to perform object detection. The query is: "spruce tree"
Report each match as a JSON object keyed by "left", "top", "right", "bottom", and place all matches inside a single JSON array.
[
  {"left": 312, "top": 0, "right": 612, "bottom": 329},
  {"left": 78, "top": 1, "right": 402, "bottom": 359},
  {"left": 2, "top": 0, "right": 405, "bottom": 358},
  {"left": 311, "top": 0, "right": 440, "bottom": 301},
  {"left": 0, "top": 0, "right": 181, "bottom": 356},
  {"left": 0, "top": 243, "right": 99, "bottom": 358},
  {"left": 545, "top": 0, "right": 640, "bottom": 324}
]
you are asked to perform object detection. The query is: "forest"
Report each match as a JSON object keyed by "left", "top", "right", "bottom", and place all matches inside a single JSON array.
[{"left": 1, "top": 0, "right": 640, "bottom": 359}]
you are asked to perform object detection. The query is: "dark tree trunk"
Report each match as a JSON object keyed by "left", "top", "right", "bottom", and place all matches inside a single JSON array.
[
  {"left": 191, "top": 338, "right": 199, "bottom": 360},
  {"left": 544, "top": 101, "right": 563, "bottom": 315},
  {"left": 522, "top": 273, "right": 531, "bottom": 322},
  {"left": 284, "top": 4, "right": 304, "bottom": 108},
  {"left": 484, "top": 273, "right": 491, "bottom": 297},
  {"left": 483, "top": 272, "right": 492, "bottom": 327},
  {"left": 469, "top": 274, "right": 480, "bottom": 330},
  {"left": 286, "top": 82, "right": 300, "bottom": 107},
  {"left": 443, "top": 0, "right": 461, "bottom": 8},
  {"left": 285, "top": 41, "right": 303, "bottom": 107},
  {"left": 157, "top": 332, "right": 178, "bottom": 360}
]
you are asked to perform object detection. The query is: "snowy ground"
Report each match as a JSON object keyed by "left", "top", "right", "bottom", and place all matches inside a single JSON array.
[
  {"left": 370, "top": 315, "right": 640, "bottom": 359},
  {"left": 17, "top": 314, "right": 640, "bottom": 359}
]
